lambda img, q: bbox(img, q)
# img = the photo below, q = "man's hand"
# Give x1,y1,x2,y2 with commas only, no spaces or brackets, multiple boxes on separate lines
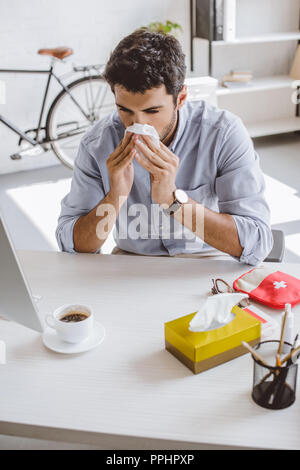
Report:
134,135,179,206
74,132,136,254
107,132,136,200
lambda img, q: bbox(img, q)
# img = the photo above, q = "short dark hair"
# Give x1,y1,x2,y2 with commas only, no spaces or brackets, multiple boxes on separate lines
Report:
103,28,187,105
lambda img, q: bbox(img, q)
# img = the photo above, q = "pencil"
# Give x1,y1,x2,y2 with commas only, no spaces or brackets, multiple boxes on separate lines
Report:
241,341,270,367
258,342,300,388
276,353,282,367
281,344,300,366
277,308,289,356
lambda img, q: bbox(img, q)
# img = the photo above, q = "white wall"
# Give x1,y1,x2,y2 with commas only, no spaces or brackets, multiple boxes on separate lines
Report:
2,0,299,175
0,0,191,175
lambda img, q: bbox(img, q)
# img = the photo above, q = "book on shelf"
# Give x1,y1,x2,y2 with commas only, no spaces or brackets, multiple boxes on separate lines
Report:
221,70,253,86
223,81,253,89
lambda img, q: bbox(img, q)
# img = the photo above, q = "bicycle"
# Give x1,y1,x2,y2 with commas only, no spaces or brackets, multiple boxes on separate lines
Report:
0,47,115,169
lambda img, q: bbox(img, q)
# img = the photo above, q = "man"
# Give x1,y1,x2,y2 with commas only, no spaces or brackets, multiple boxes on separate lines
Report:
56,28,273,265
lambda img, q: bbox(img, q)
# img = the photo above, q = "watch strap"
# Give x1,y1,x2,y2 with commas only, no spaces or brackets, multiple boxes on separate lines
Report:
163,201,181,216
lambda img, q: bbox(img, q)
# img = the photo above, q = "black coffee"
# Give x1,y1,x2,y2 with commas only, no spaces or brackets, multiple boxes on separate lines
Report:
60,312,89,323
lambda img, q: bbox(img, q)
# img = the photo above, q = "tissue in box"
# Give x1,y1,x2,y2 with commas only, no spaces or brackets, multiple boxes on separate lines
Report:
165,305,261,374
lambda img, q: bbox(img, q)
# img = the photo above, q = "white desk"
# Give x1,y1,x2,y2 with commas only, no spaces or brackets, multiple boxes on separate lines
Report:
1,251,300,450
0,80,5,104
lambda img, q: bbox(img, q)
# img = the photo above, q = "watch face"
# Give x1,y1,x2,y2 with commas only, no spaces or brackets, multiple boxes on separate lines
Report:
175,189,189,204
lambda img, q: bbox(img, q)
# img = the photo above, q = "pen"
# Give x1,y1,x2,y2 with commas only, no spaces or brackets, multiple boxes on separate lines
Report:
292,334,299,351
289,334,299,365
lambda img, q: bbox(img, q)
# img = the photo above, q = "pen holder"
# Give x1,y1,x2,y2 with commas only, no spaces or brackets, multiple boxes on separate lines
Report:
251,340,298,410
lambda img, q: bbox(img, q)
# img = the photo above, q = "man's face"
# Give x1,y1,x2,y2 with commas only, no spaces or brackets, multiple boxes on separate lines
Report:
114,84,186,145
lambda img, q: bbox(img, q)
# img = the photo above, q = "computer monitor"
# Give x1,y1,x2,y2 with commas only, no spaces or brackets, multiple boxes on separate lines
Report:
0,216,43,333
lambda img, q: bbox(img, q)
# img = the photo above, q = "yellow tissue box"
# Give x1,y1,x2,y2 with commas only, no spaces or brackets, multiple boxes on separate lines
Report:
165,305,261,374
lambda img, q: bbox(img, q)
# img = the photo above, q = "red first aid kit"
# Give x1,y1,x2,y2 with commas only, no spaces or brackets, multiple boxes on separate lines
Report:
233,265,300,309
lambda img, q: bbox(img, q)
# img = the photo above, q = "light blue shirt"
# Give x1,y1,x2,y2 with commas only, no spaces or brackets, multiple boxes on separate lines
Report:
56,100,273,265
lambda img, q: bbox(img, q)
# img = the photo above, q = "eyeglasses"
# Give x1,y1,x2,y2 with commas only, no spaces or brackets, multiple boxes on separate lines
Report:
211,278,233,295
211,278,250,307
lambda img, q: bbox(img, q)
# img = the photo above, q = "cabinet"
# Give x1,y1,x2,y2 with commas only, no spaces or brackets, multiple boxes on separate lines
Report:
190,0,300,138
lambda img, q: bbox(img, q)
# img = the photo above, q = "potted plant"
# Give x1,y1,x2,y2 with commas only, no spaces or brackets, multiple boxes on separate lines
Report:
144,20,183,37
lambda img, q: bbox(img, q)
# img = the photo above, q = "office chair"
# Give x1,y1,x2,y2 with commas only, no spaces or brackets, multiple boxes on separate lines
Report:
264,229,285,263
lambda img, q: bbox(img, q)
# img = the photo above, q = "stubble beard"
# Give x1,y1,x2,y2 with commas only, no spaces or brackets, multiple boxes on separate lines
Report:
160,107,178,145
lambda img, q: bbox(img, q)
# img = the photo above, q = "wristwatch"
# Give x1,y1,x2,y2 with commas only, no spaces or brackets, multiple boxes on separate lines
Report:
162,189,189,216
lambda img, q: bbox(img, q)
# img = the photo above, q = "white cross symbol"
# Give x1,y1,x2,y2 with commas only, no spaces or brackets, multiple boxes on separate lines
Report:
273,281,287,289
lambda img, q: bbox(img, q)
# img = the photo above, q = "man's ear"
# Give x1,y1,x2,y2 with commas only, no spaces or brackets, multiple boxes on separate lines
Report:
177,85,188,109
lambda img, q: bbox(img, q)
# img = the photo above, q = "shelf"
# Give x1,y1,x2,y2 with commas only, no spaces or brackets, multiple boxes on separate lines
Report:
212,31,300,45
216,75,296,96
246,117,300,138
190,3,300,139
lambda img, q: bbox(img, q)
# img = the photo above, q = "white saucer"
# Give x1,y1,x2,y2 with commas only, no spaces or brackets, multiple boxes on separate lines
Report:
42,321,105,354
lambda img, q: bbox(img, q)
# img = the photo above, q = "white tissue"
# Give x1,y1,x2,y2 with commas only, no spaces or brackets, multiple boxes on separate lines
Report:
125,124,160,160
125,123,160,147
189,293,249,332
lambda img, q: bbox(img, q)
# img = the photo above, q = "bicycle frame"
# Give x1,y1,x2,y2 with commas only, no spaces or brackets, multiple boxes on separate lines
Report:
0,65,93,147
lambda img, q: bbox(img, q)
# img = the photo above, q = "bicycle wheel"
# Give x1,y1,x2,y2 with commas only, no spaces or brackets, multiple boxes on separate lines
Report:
46,75,115,169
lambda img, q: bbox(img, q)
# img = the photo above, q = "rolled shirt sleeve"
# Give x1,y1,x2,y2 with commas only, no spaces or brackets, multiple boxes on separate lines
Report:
215,116,273,266
56,141,106,253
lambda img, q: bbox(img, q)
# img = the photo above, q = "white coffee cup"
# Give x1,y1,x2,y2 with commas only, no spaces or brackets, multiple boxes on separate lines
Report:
45,304,94,344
